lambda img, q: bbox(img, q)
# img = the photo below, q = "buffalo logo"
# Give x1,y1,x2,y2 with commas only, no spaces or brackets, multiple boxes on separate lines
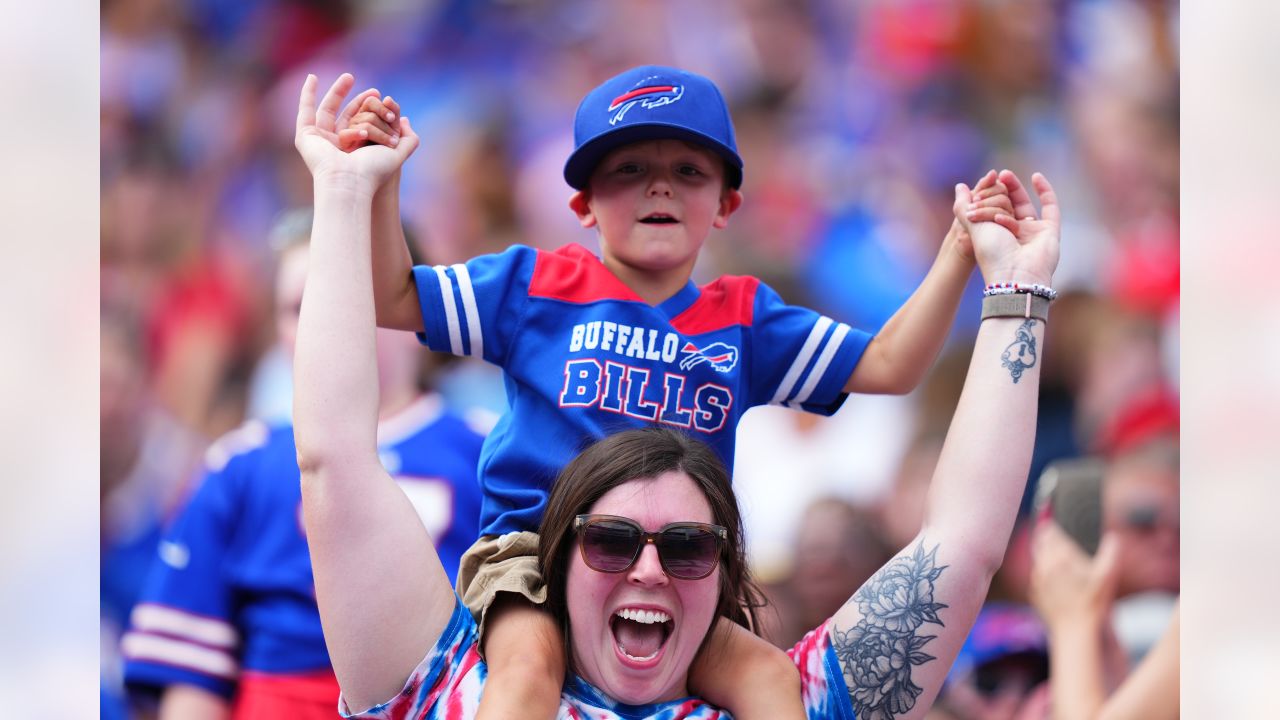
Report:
679,341,739,374
609,81,684,125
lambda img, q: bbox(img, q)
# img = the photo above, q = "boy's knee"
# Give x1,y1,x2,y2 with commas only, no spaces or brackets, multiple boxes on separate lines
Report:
760,648,801,688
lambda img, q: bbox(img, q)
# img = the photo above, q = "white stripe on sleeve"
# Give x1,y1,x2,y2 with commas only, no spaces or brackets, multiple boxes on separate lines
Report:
770,317,833,405
121,631,239,679
788,322,851,407
433,265,465,355
130,604,239,648
451,263,483,360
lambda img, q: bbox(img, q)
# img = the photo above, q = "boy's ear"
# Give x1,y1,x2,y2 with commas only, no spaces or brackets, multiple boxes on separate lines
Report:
713,189,744,229
569,190,597,229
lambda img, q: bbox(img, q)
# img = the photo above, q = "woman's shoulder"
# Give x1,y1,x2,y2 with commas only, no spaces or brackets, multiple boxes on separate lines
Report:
789,620,859,720
340,600,485,719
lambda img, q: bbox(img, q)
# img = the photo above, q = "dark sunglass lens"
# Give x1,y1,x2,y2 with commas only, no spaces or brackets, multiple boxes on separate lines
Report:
1126,506,1160,532
582,521,640,572
657,527,719,578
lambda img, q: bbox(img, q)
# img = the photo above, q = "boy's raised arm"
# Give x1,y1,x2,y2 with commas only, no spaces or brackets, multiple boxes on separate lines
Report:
292,73,453,713
827,172,1060,720
325,89,425,332
369,171,424,332
843,170,1018,395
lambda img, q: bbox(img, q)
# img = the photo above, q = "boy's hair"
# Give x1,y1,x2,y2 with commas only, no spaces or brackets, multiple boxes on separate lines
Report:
563,65,744,191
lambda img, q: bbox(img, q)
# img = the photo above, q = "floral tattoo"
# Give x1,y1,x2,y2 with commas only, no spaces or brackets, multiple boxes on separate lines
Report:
832,541,949,720
1000,319,1039,383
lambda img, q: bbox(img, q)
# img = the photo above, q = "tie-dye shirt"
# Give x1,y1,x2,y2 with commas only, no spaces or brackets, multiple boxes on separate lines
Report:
340,600,856,720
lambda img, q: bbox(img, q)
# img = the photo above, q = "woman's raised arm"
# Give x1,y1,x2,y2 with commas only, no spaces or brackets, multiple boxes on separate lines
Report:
291,73,453,713
825,171,1061,720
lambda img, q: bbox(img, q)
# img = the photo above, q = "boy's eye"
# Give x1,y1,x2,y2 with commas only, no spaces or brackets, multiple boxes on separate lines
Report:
677,165,703,176
616,163,642,174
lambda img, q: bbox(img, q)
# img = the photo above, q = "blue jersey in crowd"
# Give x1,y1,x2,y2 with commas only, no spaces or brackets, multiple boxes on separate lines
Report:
413,243,872,537
122,394,486,702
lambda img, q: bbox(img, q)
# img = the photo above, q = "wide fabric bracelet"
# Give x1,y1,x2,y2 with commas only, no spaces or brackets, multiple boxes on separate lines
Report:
981,292,1050,322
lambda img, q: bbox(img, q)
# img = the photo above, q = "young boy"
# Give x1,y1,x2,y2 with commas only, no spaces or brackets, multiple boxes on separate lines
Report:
319,65,1016,719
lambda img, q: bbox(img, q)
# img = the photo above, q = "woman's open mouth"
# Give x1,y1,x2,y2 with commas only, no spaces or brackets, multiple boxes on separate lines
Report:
611,607,674,665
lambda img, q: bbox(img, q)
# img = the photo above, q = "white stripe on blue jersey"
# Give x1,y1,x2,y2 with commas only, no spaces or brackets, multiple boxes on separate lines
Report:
789,321,851,407
433,265,464,355
129,603,239,647
121,630,239,679
451,263,484,359
772,317,833,405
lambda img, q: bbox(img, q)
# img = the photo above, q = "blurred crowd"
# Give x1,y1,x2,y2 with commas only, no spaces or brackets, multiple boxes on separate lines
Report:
101,0,1179,718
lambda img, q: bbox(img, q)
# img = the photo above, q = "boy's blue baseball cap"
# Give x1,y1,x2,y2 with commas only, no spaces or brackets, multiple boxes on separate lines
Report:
564,65,743,190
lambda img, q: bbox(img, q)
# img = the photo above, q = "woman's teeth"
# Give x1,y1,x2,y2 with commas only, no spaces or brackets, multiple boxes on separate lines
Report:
616,608,671,624
613,608,673,660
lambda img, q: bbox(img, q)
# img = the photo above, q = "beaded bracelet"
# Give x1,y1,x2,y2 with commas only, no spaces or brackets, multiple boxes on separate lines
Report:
982,282,1058,301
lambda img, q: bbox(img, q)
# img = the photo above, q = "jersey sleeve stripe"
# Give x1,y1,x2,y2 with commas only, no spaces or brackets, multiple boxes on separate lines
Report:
788,322,850,406
121,631,239,679
451,263,483,360
203,420,269,472
433,265,465,356
770,316,833,405
130,603,239,648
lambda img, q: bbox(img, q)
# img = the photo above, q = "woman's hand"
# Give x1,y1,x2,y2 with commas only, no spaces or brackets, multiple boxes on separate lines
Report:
294,73,418,191
953,170,1061,287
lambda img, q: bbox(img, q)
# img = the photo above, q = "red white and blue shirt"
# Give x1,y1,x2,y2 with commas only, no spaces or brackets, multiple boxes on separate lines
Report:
342,600,856,719
414,244,871,536
121,395,485,702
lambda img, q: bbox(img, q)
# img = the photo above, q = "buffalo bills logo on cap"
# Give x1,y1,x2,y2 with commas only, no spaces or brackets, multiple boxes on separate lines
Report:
564,65,743,190
608,78,684,125
679,341,739,373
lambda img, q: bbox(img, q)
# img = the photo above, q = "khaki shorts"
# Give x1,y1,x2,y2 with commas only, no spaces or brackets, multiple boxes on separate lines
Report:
456,531,547,646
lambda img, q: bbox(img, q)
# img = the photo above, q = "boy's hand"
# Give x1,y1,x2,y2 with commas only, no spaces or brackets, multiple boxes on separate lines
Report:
338,94,403,151
295,73,418,188
947,169,1018,263
953,170,1060,286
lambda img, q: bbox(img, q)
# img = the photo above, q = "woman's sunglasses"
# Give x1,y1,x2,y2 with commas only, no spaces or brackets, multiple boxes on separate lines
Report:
573,514,727,580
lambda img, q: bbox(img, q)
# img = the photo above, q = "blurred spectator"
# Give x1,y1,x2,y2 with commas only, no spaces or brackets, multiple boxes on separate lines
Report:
877,431,943,551
1029,521,1179,720
762,498,894,648
1103,433,1179,597
1101,431,1179,664
734,388,914,580
101,300,206,719
120,210,486,719
935,603,1052,720
875,346,968,551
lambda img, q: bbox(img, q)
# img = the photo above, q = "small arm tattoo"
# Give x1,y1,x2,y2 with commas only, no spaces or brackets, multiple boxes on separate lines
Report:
832,541,949,719
1000,319,1039,383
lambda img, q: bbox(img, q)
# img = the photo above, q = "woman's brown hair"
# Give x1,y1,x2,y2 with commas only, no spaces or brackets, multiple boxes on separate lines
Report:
537,427,766,666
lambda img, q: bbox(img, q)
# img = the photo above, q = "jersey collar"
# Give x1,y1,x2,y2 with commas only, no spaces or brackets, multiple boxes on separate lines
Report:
655,280,701,321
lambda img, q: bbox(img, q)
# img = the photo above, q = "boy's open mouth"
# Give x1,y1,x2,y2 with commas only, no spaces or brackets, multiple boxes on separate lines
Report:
639,213,678,224
611,607,674,662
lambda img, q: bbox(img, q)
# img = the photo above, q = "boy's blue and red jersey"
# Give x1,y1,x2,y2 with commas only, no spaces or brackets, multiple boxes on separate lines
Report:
414,243,872,537
121,395,485,705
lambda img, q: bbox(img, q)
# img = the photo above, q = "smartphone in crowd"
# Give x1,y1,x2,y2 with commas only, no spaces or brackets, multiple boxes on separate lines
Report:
1033,457,1105,555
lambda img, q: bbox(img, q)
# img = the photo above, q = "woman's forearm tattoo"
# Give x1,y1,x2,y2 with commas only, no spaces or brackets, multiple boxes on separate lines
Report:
832,541,949,720
1000,319,1039,383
